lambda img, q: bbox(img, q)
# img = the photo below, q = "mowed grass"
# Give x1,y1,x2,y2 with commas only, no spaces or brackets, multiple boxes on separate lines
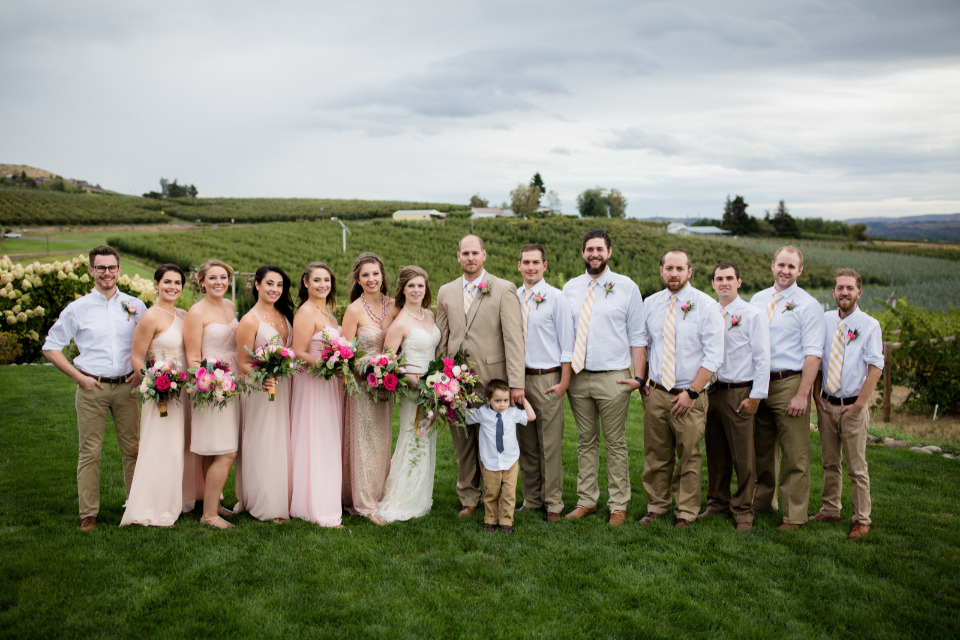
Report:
1,366,959,639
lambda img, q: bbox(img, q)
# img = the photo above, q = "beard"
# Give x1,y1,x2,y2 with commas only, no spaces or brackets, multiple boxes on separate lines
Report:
584,257,608,276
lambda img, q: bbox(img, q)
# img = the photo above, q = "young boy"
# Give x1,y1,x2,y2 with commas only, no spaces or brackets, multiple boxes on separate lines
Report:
466,379,536,534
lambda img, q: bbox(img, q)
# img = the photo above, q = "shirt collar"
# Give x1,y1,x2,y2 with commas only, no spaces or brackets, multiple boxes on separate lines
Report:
463,270,487,288
91,287,120,303
583,267,610,281
773,282,799,298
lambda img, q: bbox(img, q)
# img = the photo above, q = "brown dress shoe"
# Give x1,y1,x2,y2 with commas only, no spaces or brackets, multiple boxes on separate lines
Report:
777,522,801,530
608,510,626,526
458,505,477,517
735,521,753,532
674,518,691,529
546,512,561,523
500,525,514,535
564,506,597,520
638,512,661,525
482,523,497,532
848,522,871,540
698,508,729,519
79,516,97,532
808,511,842,523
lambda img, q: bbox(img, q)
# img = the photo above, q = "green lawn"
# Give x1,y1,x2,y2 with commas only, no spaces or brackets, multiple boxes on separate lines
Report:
1,366,958,639
1,229,159,281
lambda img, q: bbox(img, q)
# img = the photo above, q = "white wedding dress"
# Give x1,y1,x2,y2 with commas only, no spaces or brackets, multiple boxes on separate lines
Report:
377,325,441,522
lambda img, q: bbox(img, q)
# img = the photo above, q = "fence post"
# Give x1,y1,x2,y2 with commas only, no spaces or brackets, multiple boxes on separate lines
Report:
883,341,892,423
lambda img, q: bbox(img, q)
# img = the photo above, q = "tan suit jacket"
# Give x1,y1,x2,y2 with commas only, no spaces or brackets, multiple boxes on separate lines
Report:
435,272,525,391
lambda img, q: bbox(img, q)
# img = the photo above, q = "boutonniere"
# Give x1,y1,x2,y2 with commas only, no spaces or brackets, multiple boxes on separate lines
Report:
845,327,860,343
476,282,489,297
782,301,797,313
533,292,546,309
680,301,695,319
603,282,614,298
728,315,742,330
122,301,138,321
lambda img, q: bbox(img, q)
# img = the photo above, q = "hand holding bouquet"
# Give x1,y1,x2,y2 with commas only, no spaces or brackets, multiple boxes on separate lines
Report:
245,335,299,400
137,354,188,417
414,345,482,435
312,330,365,395
186,358,243,411
358,348,409,402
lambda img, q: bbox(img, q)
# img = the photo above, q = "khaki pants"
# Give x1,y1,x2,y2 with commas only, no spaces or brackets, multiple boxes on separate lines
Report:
481,461,519,526
754,376,811,525
450,422,482,508
641,387,707,522
518,370,565,513
816,402,872,525
705,387,756,523
75,382,140,518
567,369,632,511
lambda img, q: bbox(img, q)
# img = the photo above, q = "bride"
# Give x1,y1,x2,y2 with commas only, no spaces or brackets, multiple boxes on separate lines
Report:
376,266,441,522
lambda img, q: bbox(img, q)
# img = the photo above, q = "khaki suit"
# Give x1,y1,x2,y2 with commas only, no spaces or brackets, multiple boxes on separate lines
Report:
435,273,525,507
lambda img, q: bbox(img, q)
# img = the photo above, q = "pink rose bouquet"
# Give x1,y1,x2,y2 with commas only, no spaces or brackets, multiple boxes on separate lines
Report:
312,330,365,395
186,358,242,411
137,353,188,417
358,347,409,402
414,345,483,436
245,335,299,401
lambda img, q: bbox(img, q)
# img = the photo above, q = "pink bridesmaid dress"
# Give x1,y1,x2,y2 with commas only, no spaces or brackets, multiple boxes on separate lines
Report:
121,309,189,527
234,315,293,521
290,327,345,526
190,320,241,456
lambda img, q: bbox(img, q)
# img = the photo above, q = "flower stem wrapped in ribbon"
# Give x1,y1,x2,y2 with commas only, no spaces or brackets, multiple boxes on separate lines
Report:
186,358,243,411
137,353,188,417
245,335,299,401
414,344,483,436
311,330,365,395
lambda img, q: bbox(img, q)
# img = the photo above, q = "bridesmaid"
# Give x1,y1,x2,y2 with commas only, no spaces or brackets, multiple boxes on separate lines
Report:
341,252,398,525
121,264,189,527
235,265,295,523
183,259,241,530
290,262,344,527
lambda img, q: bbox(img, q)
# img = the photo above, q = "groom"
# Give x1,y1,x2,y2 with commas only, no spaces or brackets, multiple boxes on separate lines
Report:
435,234,525,516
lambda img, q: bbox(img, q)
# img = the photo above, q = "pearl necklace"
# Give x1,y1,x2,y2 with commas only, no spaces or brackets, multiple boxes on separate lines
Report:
404,306,425,321
361,294,386,323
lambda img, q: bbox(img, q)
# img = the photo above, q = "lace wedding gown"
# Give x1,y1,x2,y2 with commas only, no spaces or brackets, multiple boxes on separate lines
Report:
377,325,441,522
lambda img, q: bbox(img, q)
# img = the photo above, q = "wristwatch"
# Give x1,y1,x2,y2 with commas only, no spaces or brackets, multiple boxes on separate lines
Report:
686,388,700,400
634,376,646,389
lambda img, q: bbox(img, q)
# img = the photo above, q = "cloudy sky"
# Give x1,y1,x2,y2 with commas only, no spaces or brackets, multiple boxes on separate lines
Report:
3,0,958,220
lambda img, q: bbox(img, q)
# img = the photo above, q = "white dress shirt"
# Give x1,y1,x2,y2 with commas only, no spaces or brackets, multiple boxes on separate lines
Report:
715,295,770,399
518,279,574,368
462,269,487,308
639,283,724,390
562,268,644,372
819,307,884,398
750,283,824,372
43,289,147,377
466,404,528,471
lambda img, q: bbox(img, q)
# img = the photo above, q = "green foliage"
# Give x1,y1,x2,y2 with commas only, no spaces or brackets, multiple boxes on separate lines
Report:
767,200,800,238
510,184,541,217
468,194,488,208
161,197,468,224
607,188,627,218
0,189,167,226
0,331,23,364
577,187,608,217
529,172,545,204
721,194,757,236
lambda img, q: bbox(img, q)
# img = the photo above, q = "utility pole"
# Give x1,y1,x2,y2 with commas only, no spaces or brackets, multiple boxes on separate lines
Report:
332,217,352,253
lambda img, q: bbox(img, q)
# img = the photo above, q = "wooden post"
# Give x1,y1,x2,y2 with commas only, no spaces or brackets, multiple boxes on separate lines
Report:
882,341,893,423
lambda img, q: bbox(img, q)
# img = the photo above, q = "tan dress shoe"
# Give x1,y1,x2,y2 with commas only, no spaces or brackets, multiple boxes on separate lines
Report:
735,521,753,532
777,522,801,530
848,522,871,540
79,516,97,532
546,512,561,523
808,512,842,522
608,510,626,526
674,518,691,529
458,505,477,517
638,512,661,525
563,506,597,519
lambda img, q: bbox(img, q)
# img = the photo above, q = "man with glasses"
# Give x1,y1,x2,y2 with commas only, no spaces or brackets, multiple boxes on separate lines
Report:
43,246,146,531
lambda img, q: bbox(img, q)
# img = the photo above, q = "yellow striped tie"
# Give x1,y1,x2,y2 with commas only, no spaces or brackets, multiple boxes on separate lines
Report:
709,307,727,386
571,279,597,373
662,295,678,390
464,282,475,315
825,321,846,395
766,293,783,324
521,289,531,344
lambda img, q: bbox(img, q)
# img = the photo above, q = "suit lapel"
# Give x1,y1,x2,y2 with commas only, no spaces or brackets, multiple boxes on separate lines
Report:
465,277,487,332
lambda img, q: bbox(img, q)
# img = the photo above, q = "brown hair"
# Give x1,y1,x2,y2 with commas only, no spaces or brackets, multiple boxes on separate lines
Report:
581,229,611,251
195,259,234,293
519,243,546,262
89,245,120,265
298,262,338,313
833,268,862,290
711,262,741,280
394,265,432,310
348,253,388,302
773,245,804,267
661,248,690,268
485,378,510,398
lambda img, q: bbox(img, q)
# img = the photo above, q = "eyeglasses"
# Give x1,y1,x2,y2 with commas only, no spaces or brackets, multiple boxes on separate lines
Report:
92,265,120,274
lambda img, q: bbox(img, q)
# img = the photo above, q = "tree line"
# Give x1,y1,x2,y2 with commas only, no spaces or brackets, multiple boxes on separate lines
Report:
697,195,868,241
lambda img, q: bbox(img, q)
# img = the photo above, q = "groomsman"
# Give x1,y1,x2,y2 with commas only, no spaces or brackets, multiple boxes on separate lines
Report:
562,229,644,525
810,269,882,540
702,262,770,531
636,250,724,529
750,246,824,530
435,235,525,517
516,244,574,523
42,245,146,531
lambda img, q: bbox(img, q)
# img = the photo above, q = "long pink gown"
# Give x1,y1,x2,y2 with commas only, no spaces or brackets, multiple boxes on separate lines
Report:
235,316,293,521
341,325,393,517
290,327,345,526
190,320,241,455
121,310,189,527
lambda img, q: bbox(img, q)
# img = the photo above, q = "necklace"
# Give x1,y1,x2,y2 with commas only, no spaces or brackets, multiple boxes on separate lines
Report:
361,294,386,323
260,306,287,338
311,299,335,319
404,306,424,321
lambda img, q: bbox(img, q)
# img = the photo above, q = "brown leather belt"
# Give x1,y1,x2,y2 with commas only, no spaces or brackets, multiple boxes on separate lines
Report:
821,392,858,406
713,381,752,390
650,381,683,396
525,366,561,375
770,370,801,380
76,368,131,385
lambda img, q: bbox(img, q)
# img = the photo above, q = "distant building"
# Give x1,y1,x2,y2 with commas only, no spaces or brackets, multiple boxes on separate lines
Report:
392,209,445,221
470,207,516,219
667,222,731,236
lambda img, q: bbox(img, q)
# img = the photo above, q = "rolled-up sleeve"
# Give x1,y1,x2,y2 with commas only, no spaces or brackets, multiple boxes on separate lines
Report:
555,294,575,364
863,322,884,370
699,299,725,374
800,301,825,358
749,313,771,399
42,303,77,352
627,286,645,347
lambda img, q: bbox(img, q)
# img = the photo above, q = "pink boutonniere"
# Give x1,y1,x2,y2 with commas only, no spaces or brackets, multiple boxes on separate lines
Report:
728,315,742,330
846,327,860,343
782,301,797,313
603,282,614,298
476,282,489,297
680,301,695,319
533,292,546,309
122,301,138,321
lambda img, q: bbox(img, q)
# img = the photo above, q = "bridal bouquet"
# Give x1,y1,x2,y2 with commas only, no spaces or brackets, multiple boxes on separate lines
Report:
414,345,483,435
137,354,188,417
358,348,410,402
186,358,242,411
245,335,299,401
312,330,365,395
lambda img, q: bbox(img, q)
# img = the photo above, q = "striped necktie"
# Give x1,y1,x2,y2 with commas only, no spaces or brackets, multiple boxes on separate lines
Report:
825,321,846,395
662,295,678,390
521,288,532,344
571,279,597,373
464,282,475,315
766,293,783,324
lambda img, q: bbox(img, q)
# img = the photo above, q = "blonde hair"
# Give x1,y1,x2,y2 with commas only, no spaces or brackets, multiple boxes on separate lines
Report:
195,259,234,293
